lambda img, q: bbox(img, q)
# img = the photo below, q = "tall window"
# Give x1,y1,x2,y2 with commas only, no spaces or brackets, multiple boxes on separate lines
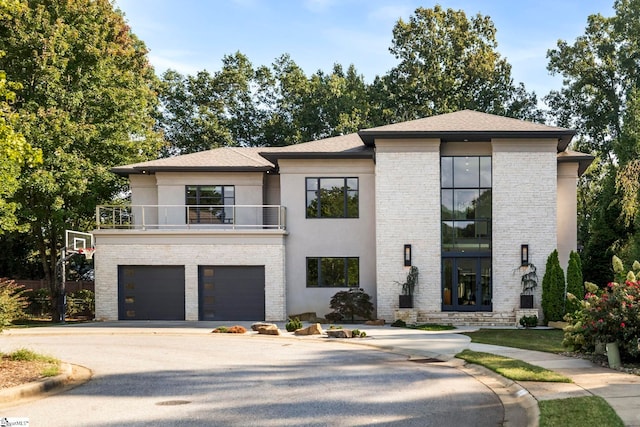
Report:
306,178,358,218
441,156,492,311
307,257,359,287
441,157,491,252
186,185,234,224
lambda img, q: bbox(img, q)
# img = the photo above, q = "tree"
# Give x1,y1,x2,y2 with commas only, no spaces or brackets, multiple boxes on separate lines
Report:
0,0,163,321
0,62,41,232
370,6,543,124
541,250,566,322
546,0,640,281
566,250,584,312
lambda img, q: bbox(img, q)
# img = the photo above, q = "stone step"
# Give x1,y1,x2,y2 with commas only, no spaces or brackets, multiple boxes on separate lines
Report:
417,311,517,327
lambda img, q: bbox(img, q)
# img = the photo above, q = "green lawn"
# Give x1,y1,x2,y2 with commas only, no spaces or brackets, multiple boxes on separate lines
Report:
457,349,571,382
410,323,456,331
539,396,624,427
462,328,566,353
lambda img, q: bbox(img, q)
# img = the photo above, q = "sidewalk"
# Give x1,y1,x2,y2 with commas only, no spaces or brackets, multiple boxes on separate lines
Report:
468,342,640,427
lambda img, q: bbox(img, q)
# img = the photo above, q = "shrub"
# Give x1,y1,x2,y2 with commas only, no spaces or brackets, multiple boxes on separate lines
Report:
566,251,584,313
326,288,374,322
285,317,303,332
24,288,52,317
212,326,228,333
325,312,343,323
391,319,406,328
519,315,538,328
541,250,565,322
563,257,640,360
67,290,95,318
0,278,27,330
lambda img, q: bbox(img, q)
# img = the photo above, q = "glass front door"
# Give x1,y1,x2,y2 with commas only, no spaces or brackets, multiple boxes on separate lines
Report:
442,257,491,311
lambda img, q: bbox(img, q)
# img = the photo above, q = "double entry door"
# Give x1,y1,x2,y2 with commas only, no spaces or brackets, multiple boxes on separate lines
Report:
442,257,491,311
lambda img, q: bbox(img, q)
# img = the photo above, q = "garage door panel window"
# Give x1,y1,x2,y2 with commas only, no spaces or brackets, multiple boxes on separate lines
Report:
306,178,358,218
307,257,359,287
186,185,235,224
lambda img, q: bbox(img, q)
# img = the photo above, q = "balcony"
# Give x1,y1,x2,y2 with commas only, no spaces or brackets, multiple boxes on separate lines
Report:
96,205,286,230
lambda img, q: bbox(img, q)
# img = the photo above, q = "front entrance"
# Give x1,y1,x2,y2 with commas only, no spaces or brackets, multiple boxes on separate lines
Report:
442,257,491,311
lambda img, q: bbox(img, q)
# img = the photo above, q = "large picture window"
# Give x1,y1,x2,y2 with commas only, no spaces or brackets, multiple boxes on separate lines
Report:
306,257,359,287
441,157,491,252
306,177,358,218
186,185,234,224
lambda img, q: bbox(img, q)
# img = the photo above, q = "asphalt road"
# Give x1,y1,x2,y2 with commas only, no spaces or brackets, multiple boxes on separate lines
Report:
1,330,503,426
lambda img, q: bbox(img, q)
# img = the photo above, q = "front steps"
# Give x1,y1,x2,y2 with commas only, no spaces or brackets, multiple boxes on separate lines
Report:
416,311,519,327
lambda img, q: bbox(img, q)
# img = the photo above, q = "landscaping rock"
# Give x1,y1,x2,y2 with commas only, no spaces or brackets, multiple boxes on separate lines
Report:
365,319,385,326
294,323,324,336
251,322,276,331
255,324,281,335
288,312,318,322
326,329,352,338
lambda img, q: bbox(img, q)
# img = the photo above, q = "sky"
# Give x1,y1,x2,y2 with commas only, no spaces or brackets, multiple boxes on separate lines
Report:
114,0,615,98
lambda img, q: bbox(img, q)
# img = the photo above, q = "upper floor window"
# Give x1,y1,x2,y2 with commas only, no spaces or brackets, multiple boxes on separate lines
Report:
186,185,234,224
441,157,491,252
306,177,358,218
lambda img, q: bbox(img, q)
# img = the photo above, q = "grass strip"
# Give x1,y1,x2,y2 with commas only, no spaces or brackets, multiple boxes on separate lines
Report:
457,349,571,382
409,324,456,331
3,348,61,377
539,396,623,427
462,328,566,353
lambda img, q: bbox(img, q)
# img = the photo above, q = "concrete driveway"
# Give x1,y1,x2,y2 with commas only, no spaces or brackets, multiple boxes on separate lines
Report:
0,323,503,426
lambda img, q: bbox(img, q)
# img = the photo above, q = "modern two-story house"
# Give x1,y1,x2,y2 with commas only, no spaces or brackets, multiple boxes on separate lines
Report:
93,110,593,325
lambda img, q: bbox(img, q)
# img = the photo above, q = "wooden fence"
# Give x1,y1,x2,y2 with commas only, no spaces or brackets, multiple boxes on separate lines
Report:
15,280,94,293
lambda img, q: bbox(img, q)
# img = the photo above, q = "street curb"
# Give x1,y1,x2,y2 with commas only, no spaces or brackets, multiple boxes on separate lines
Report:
0,363,92,406
457,363,539,427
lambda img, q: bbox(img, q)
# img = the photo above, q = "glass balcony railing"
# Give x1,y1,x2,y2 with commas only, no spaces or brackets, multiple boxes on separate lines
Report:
96,205,286,230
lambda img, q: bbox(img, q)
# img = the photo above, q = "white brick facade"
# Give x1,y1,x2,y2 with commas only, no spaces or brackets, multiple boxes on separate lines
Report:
491,140,558,313
94,231,286,321
375,140,442,320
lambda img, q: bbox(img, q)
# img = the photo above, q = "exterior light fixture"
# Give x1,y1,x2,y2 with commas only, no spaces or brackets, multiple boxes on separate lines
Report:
404,244,412,267
521,244,529,266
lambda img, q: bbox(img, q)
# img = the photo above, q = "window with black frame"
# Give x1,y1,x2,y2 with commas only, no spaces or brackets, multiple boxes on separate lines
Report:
441,156,492,311
306,257,359,287
185,185,235,224
306,177,358,218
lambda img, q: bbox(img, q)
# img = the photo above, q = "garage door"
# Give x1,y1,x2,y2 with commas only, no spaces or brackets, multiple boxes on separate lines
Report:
198,266,265,321
118,266,185,320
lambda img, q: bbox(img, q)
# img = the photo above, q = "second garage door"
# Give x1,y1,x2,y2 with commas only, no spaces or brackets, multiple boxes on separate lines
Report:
198,266,265,321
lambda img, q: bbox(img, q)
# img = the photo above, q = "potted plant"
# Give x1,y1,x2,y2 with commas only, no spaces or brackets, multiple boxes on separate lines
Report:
397,266,418,308
519,263,538,308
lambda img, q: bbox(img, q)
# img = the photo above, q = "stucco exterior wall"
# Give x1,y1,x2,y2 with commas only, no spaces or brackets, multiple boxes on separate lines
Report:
375,139,441,320
151,172,266,226
557,162,579,270
491,139,558,313
129,174,159,225
94,231,286,321
278,158,376,318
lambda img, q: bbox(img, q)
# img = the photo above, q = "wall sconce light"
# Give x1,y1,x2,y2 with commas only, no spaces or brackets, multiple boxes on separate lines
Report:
521,244,529,266
404,244,412,267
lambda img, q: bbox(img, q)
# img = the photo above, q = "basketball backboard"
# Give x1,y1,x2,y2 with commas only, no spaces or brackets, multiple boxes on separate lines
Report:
65,229,94,253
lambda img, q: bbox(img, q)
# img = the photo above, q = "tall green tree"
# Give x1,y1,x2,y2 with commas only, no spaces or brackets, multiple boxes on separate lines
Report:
370,6,543,123
542,250,566,322
547,0,640,280
0,61,41,232
0,0,163,321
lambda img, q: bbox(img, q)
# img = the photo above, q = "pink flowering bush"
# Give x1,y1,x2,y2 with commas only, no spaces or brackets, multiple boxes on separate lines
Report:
563,257,640,360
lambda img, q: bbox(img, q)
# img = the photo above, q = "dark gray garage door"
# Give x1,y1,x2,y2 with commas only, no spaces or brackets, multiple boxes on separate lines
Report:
118,266,185,320
198,266,265,321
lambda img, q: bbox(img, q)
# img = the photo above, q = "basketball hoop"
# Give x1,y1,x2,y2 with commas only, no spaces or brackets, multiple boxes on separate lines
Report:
79,247,95,260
